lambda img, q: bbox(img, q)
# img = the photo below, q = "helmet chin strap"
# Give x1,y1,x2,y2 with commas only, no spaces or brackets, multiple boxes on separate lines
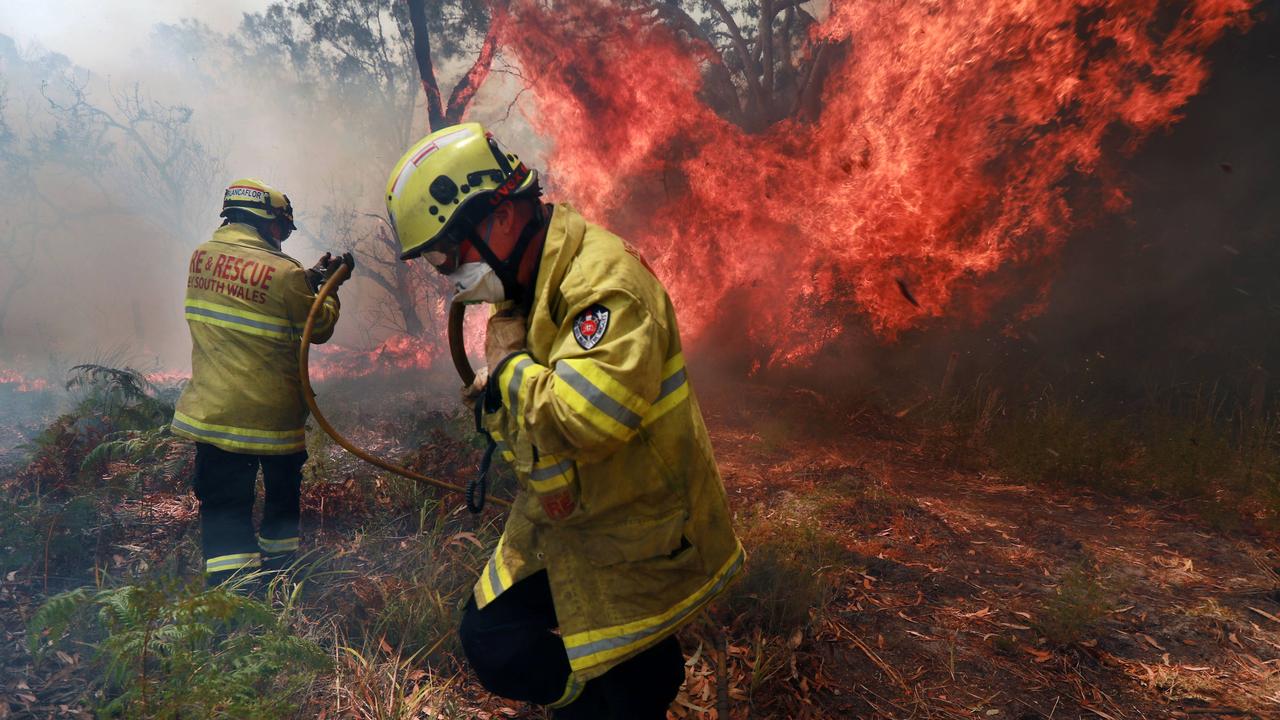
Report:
468,203,545,305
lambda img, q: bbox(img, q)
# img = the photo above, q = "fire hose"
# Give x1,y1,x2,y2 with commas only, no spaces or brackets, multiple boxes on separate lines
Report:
298,263,510,510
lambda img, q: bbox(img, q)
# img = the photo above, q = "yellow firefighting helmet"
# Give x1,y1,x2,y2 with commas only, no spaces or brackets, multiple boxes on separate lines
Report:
385,122,538,261
220,178,296,231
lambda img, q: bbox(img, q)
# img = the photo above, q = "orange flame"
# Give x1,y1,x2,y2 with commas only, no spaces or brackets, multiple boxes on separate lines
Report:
144,370,191,386
503,0,1254,365
307,305,492,382
309,336,441,381
0,369,50,393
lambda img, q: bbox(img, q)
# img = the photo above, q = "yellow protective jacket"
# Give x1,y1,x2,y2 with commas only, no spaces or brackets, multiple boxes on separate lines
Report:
172,223,339,454
479,204,744,703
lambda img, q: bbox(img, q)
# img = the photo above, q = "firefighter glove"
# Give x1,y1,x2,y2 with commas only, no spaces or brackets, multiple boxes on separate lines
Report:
306,252,354,293
461,366,490,405
485,311,527,372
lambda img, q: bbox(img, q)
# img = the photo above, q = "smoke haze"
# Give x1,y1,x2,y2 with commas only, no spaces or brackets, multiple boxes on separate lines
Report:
0,2,535,375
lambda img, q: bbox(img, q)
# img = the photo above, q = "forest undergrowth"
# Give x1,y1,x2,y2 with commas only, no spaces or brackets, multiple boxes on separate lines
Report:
1,365,1279,719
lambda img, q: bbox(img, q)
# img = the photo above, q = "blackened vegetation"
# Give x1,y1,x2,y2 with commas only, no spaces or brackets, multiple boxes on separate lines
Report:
4,365,189,584
1,365,196,716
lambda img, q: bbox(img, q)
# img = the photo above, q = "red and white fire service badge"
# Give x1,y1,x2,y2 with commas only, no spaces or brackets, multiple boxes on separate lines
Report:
573,304,610,350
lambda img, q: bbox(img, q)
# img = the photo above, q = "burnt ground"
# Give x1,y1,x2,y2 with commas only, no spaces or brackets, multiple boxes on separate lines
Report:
2,381,1279,719
696,383,1280,719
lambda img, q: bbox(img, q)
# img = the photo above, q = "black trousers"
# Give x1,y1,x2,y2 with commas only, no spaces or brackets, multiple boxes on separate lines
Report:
458,570,685,719
192,442,307,585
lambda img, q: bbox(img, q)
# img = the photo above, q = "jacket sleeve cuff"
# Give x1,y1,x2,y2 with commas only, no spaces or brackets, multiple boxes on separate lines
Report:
485,351,536,413
492,350,530,381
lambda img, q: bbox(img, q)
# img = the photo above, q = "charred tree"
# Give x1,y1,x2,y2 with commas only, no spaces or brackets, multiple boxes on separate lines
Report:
407,0,510,131
346,218,434,339
633,0,842,131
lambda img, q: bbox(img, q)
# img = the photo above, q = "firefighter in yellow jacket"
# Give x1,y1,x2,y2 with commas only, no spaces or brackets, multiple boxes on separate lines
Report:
386,124,743,718
173,179,350,586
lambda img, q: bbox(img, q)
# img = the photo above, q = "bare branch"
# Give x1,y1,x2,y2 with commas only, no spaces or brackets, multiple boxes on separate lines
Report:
445,0,511,123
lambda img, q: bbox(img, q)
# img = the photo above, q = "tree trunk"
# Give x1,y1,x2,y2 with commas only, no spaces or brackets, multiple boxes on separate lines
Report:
409,0,506,131
391,263,425,338
378,225,426,337
705,0,767,120
647,0,743,124
792,39,850,124
407,0,446,131
445,0,511,124
759,0,775,120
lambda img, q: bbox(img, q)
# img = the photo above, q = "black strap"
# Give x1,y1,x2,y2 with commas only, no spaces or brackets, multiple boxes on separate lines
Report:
468,442,494,514
222,199,273,213
468,394,494,514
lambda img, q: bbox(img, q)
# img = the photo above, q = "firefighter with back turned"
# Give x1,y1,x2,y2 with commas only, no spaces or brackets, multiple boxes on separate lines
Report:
385,123,744,718
172,179,352,586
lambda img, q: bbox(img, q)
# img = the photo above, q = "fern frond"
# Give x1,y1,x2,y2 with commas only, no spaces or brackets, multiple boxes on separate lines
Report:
65,364,153,398
27,588,91,656
32,580,328,718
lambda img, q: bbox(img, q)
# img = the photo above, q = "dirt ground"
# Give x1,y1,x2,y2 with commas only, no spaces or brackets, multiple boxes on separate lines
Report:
2,382,1279,719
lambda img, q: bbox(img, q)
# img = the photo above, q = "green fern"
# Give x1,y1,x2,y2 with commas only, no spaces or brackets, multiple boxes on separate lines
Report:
26,587,92,658
65,363,175,431
65,364,154,400
80,425,186,479
29,581,328,718
16,363,180,495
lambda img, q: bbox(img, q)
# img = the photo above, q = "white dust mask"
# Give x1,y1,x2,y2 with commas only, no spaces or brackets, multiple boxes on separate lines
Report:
449,262,507,305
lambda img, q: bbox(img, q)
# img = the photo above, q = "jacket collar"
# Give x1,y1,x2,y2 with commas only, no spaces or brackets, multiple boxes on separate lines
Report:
526,204,586,344
532,204,584,306
212,223,287,256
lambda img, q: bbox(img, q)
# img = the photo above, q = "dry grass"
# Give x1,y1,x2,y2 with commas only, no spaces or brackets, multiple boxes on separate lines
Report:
324,642,467,720
919,379,1280,530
